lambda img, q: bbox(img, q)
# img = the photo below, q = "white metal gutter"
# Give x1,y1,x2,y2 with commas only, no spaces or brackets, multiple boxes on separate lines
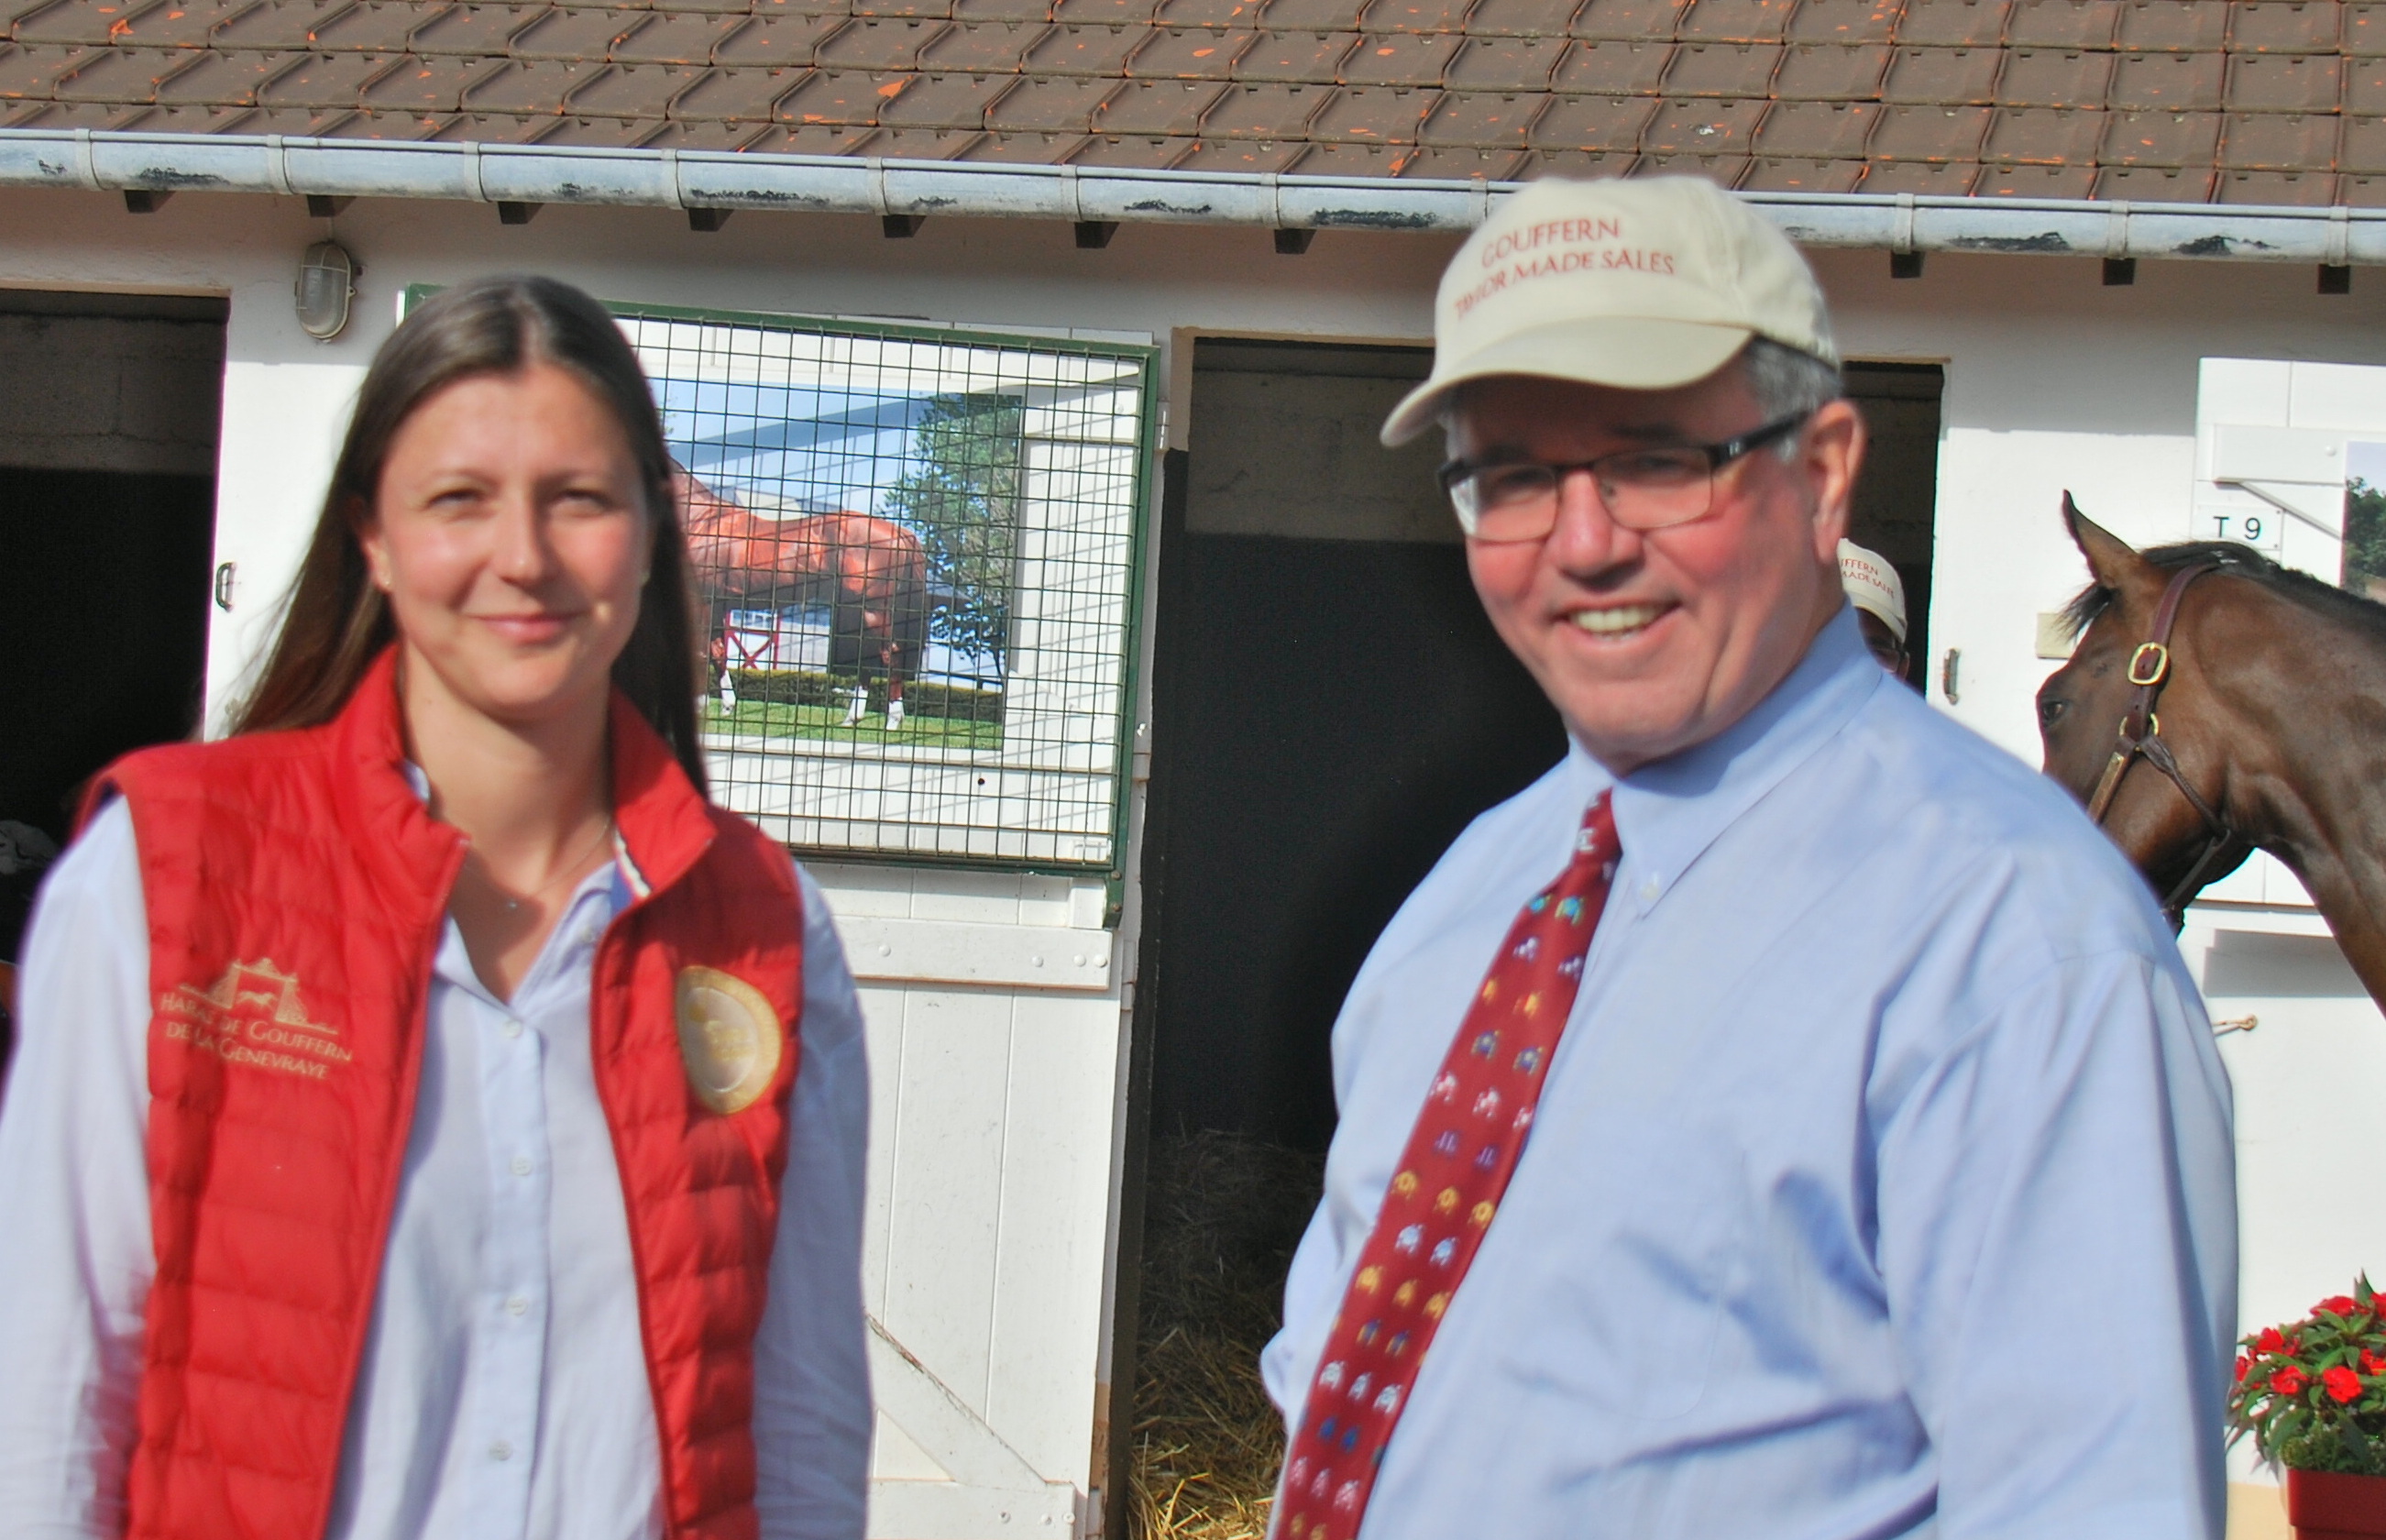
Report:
0,126,2377,265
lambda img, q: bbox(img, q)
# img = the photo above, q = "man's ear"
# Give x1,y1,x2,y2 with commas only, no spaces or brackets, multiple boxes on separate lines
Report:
1803,397,1865,555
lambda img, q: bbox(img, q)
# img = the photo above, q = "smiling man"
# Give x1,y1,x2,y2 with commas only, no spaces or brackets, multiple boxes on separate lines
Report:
1259,178,2238,1540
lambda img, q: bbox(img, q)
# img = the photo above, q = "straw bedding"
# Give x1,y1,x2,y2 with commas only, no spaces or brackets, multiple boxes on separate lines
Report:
1128,1131,1325,1540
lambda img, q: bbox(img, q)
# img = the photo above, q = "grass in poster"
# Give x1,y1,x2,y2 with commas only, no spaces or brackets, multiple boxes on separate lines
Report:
700,698,1005,753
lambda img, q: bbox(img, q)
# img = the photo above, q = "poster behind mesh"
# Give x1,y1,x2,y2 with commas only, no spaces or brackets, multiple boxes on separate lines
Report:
621,314,1149,868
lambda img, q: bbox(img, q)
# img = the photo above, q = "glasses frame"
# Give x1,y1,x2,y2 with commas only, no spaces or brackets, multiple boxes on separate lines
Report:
1437,411,1812,543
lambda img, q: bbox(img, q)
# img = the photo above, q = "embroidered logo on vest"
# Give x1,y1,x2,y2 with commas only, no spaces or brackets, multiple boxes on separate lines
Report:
158,958,351,1081
674,965,783,1115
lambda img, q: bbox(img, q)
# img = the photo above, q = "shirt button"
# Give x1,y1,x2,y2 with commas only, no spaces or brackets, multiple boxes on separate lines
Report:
511,1155,533,1177
1638,881,1661,905
505,1294,530,1316
577,927,599,949
489,1440,513,1461
500,1018,523,1040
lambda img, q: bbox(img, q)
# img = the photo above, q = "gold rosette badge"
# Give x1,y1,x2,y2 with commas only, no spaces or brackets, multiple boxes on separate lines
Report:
674,965,784,1115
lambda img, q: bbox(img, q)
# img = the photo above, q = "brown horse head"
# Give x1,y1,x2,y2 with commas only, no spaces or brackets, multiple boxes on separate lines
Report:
2037,495,2255,914
2044,502,2386,1006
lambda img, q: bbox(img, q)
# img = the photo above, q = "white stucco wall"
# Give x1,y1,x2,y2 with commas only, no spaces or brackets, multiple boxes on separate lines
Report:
7,185,2386,1537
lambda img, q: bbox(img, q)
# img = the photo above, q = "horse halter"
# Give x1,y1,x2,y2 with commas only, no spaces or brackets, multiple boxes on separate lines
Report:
2082,559,2241,929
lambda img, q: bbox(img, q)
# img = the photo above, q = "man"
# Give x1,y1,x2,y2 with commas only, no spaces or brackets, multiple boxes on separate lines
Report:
1259,177,2234,1540
1839,537,1912,678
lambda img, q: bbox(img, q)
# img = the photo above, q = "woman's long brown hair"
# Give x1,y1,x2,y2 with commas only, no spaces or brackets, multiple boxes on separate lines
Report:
229,275,708,793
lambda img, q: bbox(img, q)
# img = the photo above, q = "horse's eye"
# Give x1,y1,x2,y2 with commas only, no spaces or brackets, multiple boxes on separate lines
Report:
2039,698,2069,731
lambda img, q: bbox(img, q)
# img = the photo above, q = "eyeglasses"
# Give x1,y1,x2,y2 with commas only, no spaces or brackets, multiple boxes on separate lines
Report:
1436,412,1810,544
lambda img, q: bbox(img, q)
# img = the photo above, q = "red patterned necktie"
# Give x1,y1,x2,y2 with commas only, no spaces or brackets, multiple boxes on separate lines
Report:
1272,792,1620,1540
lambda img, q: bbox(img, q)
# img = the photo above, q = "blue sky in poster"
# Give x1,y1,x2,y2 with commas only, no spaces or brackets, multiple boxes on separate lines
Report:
2349,440,2386,491
653,376,933,515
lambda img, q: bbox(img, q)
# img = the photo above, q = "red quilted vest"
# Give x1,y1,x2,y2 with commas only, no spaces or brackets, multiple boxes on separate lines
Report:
84,649,804,1540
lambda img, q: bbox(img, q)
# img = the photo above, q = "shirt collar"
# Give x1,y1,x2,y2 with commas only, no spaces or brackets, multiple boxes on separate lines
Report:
1581,604,1882,915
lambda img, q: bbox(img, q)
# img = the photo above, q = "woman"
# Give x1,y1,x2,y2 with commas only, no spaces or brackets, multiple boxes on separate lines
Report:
0,277,871,1540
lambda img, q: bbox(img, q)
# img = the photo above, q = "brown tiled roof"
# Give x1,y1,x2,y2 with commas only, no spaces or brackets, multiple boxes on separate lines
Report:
1,0,2378,203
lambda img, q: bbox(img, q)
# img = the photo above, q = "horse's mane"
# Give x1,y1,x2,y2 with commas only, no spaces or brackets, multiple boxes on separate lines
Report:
2062,539,2386,641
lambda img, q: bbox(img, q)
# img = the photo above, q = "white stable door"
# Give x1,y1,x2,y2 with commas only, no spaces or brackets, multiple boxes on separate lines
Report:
2186,358,2386,911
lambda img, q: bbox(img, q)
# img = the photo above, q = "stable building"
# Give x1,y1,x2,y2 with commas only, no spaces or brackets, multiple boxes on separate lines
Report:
5,3,2386,1537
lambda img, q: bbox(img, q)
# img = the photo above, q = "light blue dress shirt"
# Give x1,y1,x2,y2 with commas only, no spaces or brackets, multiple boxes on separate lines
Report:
1261,609,2238,1540
0,797,872,1540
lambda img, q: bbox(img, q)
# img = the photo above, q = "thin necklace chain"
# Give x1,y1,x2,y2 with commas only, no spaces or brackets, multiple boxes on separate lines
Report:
467,816,617,914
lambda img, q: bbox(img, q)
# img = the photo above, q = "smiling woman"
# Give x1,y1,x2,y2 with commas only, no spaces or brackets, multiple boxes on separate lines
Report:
358,362,658,995
0,277,874,1540
238,278,703,783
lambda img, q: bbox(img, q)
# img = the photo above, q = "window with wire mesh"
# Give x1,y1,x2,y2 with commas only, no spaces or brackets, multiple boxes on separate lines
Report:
620,311,1151,870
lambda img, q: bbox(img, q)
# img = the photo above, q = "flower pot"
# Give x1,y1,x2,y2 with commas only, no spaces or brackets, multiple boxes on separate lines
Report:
2290,1468,2386,1539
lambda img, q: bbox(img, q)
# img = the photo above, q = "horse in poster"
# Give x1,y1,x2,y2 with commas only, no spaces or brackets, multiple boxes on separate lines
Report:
676,468,932,729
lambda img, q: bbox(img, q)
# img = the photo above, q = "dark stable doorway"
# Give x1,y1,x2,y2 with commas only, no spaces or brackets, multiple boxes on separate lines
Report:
0,468,218,839
1842,361,1945,690
1140,338,1568,1154
0,292,225,1029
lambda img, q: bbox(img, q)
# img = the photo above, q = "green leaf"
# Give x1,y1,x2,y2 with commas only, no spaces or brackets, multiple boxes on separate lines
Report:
2343,1415,2373,1468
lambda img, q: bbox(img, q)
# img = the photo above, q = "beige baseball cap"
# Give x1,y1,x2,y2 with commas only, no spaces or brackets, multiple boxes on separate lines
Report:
1838,538,1908,644
1381,176,1839,446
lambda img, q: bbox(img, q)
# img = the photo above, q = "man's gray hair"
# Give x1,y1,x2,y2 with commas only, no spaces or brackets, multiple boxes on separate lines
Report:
1436,336,1841,455
1741,336,1842,457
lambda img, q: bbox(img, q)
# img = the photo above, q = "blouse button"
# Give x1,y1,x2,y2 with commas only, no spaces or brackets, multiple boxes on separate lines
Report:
500,1018,524,1040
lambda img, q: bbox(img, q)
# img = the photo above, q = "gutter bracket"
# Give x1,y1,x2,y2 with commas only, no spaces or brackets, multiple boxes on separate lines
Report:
71,127,99,192
1262,170,1282,231
2104,200,2131,259
868,156,889,217
663,147,685,211
264,134,292,199
1892,192,1917,255
2327,204,2352,269
1061,162,1083,225
463,140,486,204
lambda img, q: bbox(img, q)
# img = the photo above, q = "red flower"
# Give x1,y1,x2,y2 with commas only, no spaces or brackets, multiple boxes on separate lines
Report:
2273,1367,2310,1396
2326,1366,2364,1404
2363,1350,2386,1376
2237,1355,2254,1383
2318,1296,2362,1319
2260,1327,2289,1353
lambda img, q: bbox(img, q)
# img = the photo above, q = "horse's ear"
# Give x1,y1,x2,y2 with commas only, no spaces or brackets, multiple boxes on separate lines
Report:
2063,492,2157,598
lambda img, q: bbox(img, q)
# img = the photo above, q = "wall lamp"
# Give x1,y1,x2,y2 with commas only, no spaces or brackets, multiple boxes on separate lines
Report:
295,239,359,341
